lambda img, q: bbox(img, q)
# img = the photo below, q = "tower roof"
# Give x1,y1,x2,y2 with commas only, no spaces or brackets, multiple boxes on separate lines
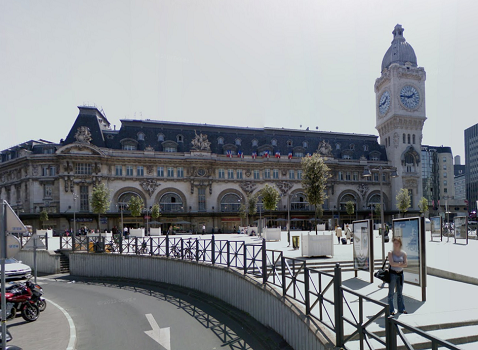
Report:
381,24,417,72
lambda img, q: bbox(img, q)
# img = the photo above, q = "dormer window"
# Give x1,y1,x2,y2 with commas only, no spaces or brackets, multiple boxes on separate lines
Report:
137,132,145,141
177,135,183,143
120,139,138,151
350,144,355,150
287,140,293,147
157,133,165,142
252,139,258,147
162,140,178,153
271,139,277,146
336,143,341,150
302,141,308,148
363,144,369,151
217,137,224,145
235,138,241,146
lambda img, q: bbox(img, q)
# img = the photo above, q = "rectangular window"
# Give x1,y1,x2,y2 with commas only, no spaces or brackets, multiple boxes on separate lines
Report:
80,185,89,211
338,171,343,181
444,180,447,186
264,169,271,179
443,157,446,162
123,145,136,151
137,166,144,176
382,173,386,182
408,189,413,208
297,170,302,180
218,169,225,179
177,167,184,178
403,134,406,144
227,169,234,179
167,167,174,178
373,173,379,182
44,184,52,198
443,165,447,170
253,170,260,180
50,166,56,176
157,167,164,177
42,166,49,176
353,172,358,181
164,147,176,153
236,170,243,179
443,172,447,178
444,188,448,193
75,163,92,175
345,172,351,181
198,187,206,211
289,170,295,180
273,169,279,179
115,165,123,176
126,166,133,176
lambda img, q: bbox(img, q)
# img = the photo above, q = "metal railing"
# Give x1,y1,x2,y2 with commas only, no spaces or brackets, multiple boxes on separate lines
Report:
58,233,463,350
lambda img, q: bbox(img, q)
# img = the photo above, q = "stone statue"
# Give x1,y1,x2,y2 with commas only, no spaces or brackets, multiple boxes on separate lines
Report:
75,126,92,144
318,140,333,156
191,130,211,151
140,179,160,197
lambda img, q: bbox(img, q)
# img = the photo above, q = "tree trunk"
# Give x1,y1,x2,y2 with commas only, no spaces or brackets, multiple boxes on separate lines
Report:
98,213,101,231
315,211,318,235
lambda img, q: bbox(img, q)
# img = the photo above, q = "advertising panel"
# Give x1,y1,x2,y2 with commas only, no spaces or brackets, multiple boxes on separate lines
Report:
353,221,371,271
454,216,468,244
430,216,442,241
392,218,421,286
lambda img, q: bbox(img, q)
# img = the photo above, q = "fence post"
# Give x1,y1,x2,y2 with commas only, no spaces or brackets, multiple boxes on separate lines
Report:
166,234,170,258
119,235,123,254
72,233,76,252
211,235,216,265
195,238,199,262
86,236,90,253
45,234,48,251
134,236,138,255
388,313,397,350
334,263,344,347
281,256,286,296
262,239,267,284
243,244,247,275
180,238,184,259
304,267,310,314
226,241,231,268
149,237,153,256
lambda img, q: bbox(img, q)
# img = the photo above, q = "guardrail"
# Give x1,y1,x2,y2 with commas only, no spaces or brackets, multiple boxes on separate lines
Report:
60,233,463,350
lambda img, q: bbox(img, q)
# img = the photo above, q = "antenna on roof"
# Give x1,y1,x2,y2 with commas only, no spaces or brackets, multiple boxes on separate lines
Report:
316,126,318,130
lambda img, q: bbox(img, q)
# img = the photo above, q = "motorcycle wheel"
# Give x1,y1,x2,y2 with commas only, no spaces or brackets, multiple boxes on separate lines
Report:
37,299,47,312
21,303,39,322
6,307,16,320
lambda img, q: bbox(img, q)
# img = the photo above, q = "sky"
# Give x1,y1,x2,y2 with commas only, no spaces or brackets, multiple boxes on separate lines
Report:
1,0,477,160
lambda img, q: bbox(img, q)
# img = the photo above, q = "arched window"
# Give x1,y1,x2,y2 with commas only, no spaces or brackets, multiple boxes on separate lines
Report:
367,194,385,210
217,137,224,145
336,143,341,150
287,140,293,147
235,138,241,146
271,139,277,146
137,132,145,141
159,193,184,212
412,134,416,144
177,134,183,143
117,192,142,208
291,192,310,211
407,134,411,144
302,141,308,148
350,144,355,150
403,134,406,144
339,194,356,211
157,133,165,142
252,139,258,147
220,193,241,212
363,144,369,151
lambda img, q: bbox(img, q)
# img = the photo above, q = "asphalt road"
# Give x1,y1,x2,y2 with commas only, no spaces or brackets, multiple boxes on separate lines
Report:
40,276,290,350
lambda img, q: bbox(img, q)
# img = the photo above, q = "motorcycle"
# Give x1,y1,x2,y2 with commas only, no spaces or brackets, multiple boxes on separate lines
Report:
7,277,46,312
1,280,40,322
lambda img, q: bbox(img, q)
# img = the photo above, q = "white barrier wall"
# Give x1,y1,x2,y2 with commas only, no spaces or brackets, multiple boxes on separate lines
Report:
36,229,53,237
129,229,145,237
263,228,281,241
15,250,61,274
301,233,334,257
150,228,162,236
70,254,334,350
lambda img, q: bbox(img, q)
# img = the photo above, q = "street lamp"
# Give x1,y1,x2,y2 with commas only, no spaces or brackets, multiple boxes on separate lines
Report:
73,193,78,235
117,202,127,235
143,206,152,236
363,166,399,264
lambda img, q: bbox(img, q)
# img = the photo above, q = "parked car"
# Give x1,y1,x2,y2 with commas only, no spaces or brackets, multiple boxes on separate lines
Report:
2,259,32,279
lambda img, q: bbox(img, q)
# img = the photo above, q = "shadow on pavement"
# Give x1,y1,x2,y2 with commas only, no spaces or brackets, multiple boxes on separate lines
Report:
49,275,293,350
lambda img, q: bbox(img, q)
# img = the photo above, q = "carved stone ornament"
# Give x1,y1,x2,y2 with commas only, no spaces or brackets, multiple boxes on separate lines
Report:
239,181,257,195
403,178,418,189
191,130,211,151
275,181,293,195
140,179,160,197
317,140,333,156
393,132,399,148
144,145,155,152
357,183,369,200
146,165,154,175
360,155,367,161
245,170,252,178
74,126,92,144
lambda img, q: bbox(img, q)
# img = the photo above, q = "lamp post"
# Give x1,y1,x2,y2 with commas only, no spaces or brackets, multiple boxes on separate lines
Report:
287,193,291,246
143,206,152,236
73,193,78,236
117,202,127,235
363,166,399,264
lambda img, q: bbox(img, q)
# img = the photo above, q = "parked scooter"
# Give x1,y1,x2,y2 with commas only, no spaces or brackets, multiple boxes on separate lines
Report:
7,276,46,312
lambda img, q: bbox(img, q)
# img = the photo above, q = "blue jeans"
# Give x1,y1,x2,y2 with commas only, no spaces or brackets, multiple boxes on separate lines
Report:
388,272,405,313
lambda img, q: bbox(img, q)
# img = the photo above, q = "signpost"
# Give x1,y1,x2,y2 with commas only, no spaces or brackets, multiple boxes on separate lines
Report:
454,216,468,245
23,234,46,283
1,200,28,350
430,216,442,242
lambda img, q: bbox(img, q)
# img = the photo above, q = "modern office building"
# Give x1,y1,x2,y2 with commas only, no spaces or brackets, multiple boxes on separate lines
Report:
465,123,478,213
0,24,430,232
454,155,466,201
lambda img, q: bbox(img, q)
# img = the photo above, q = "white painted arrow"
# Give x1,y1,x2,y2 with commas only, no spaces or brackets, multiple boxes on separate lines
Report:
144,313,171,350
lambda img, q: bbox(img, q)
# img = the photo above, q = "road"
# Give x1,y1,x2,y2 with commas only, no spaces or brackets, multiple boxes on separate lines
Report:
41,275,290,350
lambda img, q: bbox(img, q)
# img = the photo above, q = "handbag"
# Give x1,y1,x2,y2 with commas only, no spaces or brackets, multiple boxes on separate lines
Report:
374,257,390,283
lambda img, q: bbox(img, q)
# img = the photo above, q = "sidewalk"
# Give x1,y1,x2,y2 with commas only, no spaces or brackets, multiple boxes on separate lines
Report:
7,297,73,350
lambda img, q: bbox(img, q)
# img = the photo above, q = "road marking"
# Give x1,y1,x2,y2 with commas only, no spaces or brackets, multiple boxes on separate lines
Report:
47,299,77,350
145,313,171,350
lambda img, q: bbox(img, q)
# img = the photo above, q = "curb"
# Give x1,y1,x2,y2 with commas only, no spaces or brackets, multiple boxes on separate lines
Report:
427,266,478,286
46,298,77,350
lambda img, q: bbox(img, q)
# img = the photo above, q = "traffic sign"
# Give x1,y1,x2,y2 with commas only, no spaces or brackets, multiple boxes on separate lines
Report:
144,216,151,220
22,234,46,250
0,235,21,258
4,202,28,234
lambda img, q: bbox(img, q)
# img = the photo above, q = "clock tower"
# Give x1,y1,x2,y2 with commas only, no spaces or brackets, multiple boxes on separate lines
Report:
375,24,426,211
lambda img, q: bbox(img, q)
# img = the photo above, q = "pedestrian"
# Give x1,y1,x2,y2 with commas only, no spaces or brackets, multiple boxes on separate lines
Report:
202,224,206,235
335,225,342,244
233,225,236,233
388,237,408,315
345,224,352,243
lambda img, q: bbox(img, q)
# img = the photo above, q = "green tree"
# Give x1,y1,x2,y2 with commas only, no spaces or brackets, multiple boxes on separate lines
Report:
374,203,381,219
239,194,258,226
260,184,280,227
39,209,49,226
151,204,161,220
90,183,111,230
346,201,355,222
128,195,144,218
418,197,429,217
301,153,331,234
396,188,411,217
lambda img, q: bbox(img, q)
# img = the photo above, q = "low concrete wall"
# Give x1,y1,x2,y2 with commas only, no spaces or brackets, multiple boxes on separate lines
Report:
70,254,335,350
15,250,61,274
427,266,478,286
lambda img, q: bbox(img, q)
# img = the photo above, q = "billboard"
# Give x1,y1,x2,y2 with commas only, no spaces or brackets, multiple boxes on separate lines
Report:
353,220,374,282
392,218,422,286
454,216,468,244
430,216,442,241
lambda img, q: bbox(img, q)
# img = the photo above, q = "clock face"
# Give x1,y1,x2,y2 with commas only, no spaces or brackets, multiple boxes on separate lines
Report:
378,91,391,116
400,85,420,110
197,168,206,177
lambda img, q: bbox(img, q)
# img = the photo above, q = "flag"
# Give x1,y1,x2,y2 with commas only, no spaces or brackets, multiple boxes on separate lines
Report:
288,152,293,159
262,151,270,158
252,152,257,159
226,150,232,158
275,152,281,158
306,153,311,157
237,151,244,158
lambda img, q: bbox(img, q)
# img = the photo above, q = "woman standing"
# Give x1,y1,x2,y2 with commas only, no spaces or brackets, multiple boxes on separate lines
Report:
388,237,408,315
